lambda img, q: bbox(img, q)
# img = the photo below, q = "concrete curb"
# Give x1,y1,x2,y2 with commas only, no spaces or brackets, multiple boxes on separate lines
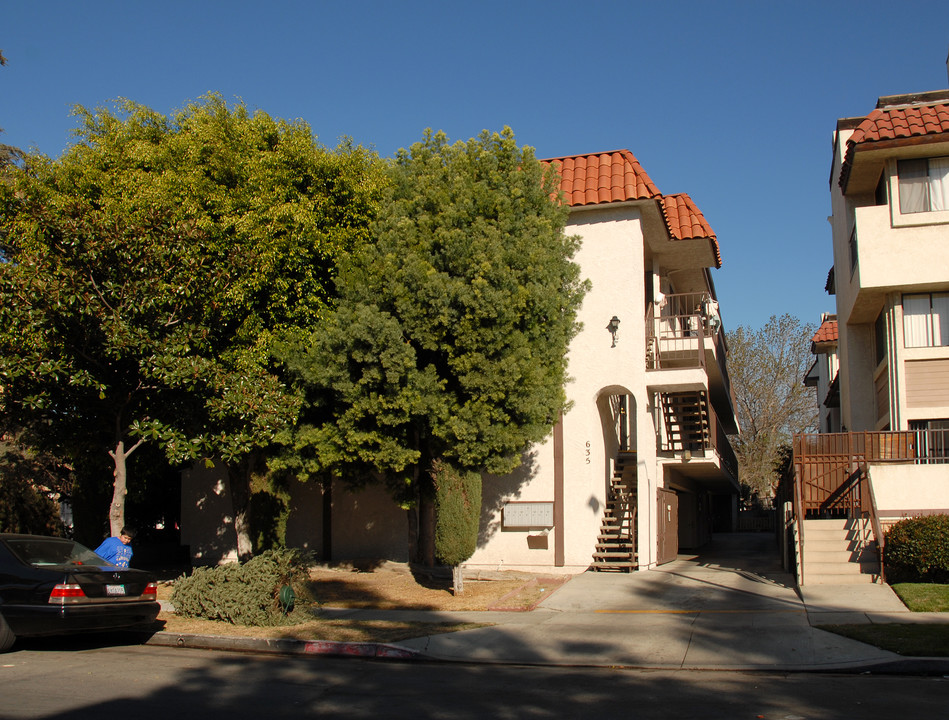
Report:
142,629,949,675
145,630,421,661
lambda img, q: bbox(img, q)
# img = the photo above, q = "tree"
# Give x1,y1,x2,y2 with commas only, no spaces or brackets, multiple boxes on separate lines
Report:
0,430,69,535
727,314,818,500
0,96,384,552
280,128,587,565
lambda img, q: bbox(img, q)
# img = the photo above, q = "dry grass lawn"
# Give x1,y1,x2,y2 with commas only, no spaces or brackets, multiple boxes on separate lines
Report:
154,563,569,644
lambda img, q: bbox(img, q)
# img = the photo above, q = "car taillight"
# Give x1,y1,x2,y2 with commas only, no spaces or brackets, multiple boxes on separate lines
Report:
49,583,87,605
143,582,157,599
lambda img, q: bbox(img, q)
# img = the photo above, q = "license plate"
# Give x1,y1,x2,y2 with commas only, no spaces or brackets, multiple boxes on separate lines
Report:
105,584,126,596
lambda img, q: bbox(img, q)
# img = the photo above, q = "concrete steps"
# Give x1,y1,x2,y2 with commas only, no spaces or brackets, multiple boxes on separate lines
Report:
801,518,881,585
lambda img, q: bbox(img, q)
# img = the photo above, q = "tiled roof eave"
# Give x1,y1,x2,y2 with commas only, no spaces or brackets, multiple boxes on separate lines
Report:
840,132,949,191
544,149,722,268
839,101,949,191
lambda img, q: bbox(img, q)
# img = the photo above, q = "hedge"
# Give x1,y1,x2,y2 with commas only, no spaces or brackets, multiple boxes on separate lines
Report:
884,514,949,584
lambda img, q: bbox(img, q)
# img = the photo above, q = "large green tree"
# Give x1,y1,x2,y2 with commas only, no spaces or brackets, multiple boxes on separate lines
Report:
0,96,384,553
728,314,818,501
280,128,587,564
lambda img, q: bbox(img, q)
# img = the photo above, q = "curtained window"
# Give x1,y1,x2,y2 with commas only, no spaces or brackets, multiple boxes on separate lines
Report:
904,293,949,347
898,157,949,213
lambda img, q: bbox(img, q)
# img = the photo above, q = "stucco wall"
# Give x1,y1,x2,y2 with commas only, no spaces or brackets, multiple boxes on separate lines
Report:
180,463,239,565
329,482,408,562
466,204,658,572
869,463,949,517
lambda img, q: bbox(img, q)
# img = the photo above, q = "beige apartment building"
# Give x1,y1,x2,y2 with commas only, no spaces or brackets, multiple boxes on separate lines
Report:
791,75,949,584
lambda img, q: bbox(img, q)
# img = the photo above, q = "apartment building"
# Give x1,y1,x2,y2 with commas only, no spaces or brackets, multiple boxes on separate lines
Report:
790,76,949,584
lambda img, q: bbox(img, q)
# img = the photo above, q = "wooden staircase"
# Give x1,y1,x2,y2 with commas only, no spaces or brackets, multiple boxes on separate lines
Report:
591,453,637,572
660,391,709,452
801,518,882,584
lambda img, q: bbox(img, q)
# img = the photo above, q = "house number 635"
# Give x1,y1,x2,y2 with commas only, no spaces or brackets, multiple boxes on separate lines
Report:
585,441,591,464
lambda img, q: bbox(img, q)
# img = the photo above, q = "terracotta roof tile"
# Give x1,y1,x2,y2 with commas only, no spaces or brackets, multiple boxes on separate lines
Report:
542,149,721,268
840,102,949,188
660,194,722,268
541,150,661,206
812,318,838,344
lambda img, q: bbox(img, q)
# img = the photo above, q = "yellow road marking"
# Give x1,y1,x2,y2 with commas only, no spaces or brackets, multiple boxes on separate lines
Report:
594,608,805,615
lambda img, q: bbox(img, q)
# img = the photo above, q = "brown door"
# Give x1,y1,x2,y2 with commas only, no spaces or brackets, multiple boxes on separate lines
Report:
657,488,679,565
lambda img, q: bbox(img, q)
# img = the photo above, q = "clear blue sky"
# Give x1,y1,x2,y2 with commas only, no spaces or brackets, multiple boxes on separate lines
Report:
3,1,948,332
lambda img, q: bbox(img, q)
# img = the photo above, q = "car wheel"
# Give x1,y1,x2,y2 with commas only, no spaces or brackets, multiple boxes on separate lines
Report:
0,612,15,652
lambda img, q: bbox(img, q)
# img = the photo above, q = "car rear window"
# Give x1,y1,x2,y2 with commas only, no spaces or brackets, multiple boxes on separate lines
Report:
4,538,109,568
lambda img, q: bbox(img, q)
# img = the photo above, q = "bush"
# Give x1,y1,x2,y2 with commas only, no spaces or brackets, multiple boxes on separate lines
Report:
171,548,313,626
884,514,949,584
433,460,481,568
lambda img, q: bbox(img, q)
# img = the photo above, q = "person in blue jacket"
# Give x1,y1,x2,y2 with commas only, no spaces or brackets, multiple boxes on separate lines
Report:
94,527,136,568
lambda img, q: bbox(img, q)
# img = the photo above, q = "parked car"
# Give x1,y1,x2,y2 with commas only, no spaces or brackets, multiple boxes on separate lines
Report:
0,534,160,652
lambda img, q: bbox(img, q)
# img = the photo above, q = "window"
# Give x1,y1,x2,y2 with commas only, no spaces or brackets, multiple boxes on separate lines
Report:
903,293,949,347
910,419,949,464
898,157,949,213
874,310,886,365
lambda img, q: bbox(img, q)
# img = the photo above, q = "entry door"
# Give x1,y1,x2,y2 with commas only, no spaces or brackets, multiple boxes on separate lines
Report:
657,488,679,565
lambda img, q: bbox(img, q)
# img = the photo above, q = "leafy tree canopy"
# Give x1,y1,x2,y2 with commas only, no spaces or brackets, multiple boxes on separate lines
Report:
0,95,385,537
728,314,818,499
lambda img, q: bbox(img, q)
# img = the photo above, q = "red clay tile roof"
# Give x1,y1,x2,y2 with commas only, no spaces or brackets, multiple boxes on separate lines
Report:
850,104,949,144
660,194,721,268
540,150,661,206
812,318,838,344
840,102,949,188
541,150,721,267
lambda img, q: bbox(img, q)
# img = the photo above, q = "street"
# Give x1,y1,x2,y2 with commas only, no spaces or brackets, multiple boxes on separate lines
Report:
0,638,946,719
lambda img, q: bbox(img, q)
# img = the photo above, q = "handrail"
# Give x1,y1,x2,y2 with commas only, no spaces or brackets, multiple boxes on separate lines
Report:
792,458,805,586
858,460,886,583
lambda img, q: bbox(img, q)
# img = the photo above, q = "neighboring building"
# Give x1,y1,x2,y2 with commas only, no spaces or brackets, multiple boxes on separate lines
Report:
790,77,949,584
183,149,741,572
804,313,840,434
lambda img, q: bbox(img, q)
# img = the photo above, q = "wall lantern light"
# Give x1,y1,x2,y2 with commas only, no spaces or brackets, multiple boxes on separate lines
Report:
606,316,620,347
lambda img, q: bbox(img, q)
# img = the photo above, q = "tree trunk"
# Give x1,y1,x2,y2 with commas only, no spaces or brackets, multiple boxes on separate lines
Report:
107,438,144,537
419,491,436,567
322,476,333,562
417,468,436,567
406,505,420,564
451,564,464,595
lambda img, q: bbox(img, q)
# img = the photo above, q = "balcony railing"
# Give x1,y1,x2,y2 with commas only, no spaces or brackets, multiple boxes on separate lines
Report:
646,292,722,371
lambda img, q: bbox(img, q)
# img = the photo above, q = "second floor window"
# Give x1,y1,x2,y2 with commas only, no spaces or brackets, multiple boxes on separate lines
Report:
898,157,949,214
904,292,949,347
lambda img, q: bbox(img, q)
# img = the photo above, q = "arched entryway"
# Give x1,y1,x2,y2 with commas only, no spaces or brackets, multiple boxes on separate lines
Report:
591,388,638,571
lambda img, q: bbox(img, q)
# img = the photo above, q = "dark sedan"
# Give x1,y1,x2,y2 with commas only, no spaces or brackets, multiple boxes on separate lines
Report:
0,534,161,652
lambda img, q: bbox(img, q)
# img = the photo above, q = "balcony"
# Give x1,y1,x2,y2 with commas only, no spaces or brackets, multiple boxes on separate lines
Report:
646,292,737,435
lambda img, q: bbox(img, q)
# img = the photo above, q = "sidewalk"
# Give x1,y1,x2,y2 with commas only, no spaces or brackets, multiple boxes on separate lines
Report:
149,534,949,672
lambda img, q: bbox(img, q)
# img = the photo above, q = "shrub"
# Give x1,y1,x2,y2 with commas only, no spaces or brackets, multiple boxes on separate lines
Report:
433,460,481,568
884,514,949,584
171,548,314,626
